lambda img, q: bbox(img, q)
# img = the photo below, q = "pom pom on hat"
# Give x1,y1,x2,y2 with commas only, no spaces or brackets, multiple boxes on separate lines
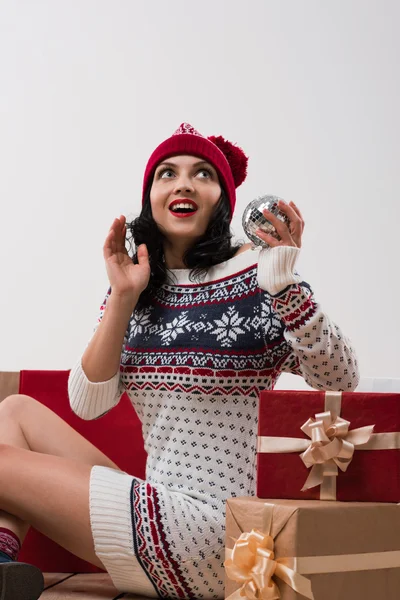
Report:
207,135,248,188
142,123,248,217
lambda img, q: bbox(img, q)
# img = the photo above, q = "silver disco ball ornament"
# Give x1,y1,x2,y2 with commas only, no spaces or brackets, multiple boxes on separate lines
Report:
242,195,290,248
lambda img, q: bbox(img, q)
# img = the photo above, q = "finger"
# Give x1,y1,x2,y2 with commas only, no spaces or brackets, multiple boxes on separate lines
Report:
288,201,301,217
274,203,303,247
106,222,125,257
255,228,281,247
274,205,302,246
116,227,126,253
288,201,305,231
118,215,126,230
277,201,301,228
137,244,149,265
276,201,303,237
277,200,298,219
103,229,115,260
110,231,117,255
110,216,124,234
262,208,293,239
108,219,120,245
114,217,126,253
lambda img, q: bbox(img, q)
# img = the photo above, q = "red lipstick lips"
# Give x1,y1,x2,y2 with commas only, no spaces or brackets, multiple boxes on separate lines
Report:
168,199,198,218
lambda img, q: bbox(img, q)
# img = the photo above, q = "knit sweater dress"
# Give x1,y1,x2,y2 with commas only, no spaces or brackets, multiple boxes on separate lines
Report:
68,246,359,598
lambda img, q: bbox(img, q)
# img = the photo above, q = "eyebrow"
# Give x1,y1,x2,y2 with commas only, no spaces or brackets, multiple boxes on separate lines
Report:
156,160,214,170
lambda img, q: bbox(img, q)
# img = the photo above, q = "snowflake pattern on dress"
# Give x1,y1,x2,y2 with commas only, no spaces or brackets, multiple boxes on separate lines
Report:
158,311,192,346
260,298,284,341
209,306,251,347
130,309,152,337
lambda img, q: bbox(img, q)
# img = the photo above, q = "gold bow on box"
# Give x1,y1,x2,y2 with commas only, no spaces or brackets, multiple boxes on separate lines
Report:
224,501,400,600
257,391,400,500
225,526,313,600
299,410,373,493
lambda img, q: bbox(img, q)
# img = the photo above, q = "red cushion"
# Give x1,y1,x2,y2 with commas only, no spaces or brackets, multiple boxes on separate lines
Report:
17,370,147,573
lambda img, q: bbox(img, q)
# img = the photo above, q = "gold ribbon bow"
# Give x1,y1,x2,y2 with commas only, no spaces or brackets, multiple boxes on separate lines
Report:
224,500,400,600
224,527,314,600
299,410,374,492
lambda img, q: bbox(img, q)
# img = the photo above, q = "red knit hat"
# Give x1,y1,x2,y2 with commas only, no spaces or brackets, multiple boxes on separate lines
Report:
142,123,248,215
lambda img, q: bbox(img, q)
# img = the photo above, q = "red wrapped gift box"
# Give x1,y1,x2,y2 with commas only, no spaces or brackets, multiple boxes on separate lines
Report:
257,390,400,502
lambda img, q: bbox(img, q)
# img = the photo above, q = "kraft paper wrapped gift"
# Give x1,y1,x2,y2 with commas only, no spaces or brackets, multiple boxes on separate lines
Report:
224,497,400,600
257,390,400,501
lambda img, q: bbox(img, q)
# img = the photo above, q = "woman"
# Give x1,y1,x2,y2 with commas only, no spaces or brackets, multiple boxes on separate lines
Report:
0,123,359,599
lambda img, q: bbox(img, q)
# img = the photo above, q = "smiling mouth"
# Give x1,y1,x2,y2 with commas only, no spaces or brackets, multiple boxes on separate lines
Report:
168,200,198,217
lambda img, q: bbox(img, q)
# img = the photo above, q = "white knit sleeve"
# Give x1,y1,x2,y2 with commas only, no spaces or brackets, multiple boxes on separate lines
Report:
257,246,302,295
257,248,360,391
68,288,128,420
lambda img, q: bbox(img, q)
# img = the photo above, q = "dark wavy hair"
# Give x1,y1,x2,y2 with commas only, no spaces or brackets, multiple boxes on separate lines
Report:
127,183,242,310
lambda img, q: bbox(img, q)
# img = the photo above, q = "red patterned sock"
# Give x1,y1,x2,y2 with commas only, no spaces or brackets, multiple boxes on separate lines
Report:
0,528,21,561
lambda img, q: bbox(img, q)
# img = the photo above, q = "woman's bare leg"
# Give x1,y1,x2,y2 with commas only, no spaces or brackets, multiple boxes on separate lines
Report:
0,444,105,568
0,394,122,568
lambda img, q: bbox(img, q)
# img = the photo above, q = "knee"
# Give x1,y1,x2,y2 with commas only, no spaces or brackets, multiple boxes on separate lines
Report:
0,394,35,417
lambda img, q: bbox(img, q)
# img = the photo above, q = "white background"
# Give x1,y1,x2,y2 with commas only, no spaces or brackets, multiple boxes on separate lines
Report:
0,1,399,386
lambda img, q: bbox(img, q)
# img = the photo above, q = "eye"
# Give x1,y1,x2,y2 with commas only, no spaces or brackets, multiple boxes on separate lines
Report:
159,168,175,179
197,168,213,179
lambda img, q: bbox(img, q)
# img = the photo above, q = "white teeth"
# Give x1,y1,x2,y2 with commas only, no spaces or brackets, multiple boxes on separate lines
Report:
170,203,197,212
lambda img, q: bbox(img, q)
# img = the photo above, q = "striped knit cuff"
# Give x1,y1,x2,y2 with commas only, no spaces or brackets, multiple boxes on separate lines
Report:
68,359,121,420
89,466,156,595
257,245,302,296
0,528,21,561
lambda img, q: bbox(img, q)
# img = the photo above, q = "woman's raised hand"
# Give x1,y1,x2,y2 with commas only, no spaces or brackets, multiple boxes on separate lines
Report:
103,215,150,301
256,200,305,249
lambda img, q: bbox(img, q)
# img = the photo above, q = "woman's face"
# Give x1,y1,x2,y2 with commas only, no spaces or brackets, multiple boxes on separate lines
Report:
150,155,222,247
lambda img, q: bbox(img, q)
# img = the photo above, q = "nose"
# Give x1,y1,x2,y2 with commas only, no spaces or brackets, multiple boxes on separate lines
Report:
173,173,194,195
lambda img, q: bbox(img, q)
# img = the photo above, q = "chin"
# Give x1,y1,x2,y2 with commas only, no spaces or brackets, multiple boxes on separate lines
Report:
167,228,206,244
169,223,205,236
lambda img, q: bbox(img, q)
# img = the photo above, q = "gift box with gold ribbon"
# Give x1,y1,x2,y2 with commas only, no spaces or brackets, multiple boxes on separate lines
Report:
257,390,400,501
224,497,400,600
